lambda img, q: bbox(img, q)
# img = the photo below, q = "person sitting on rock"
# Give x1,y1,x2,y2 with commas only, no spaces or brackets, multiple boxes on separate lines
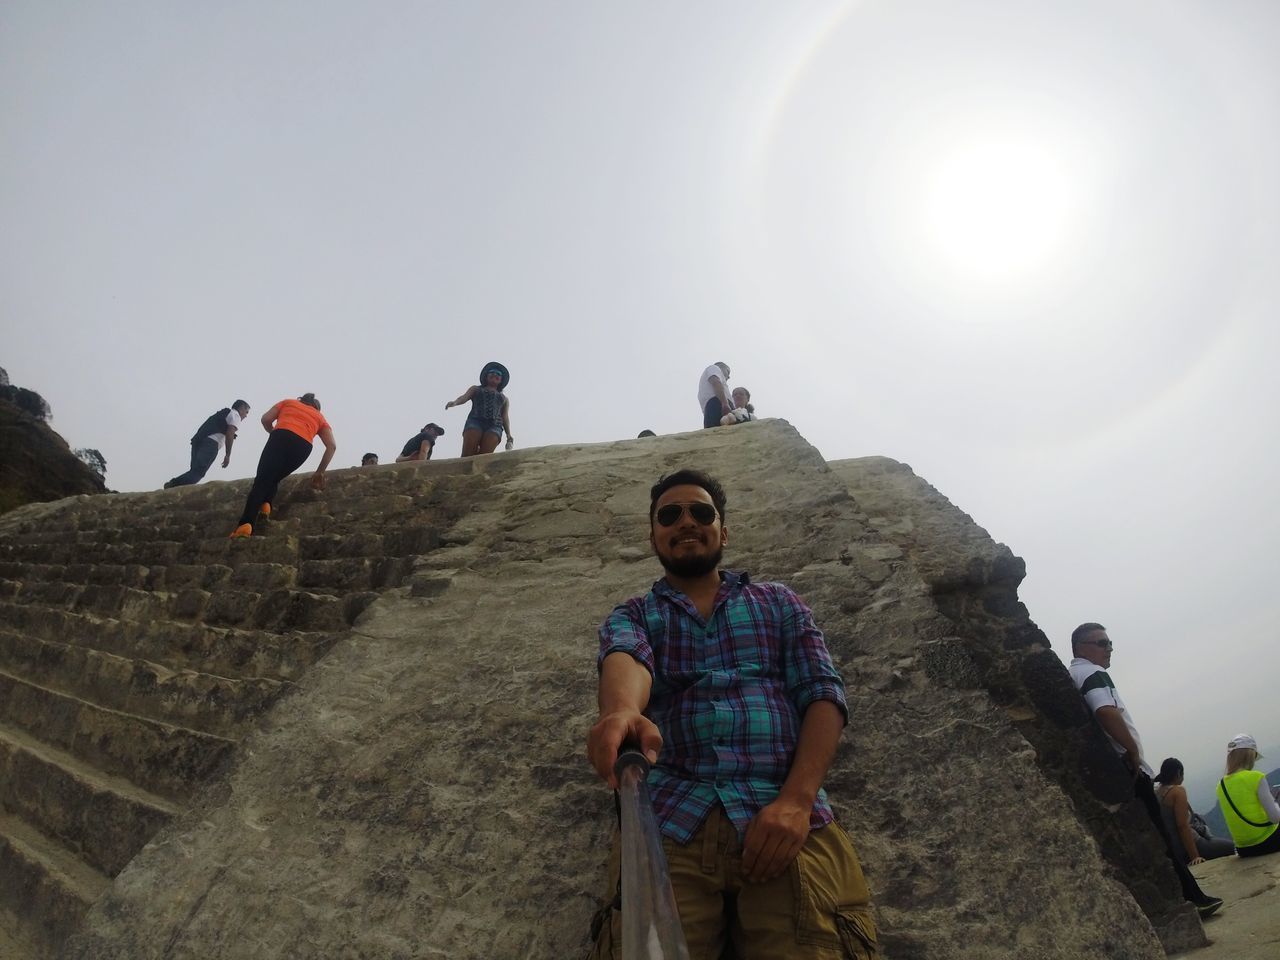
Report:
395,423,445,462
1154,758,1234,864
165,400,249,488
361,452,379,467
1215,733,1280,858
719,387,756,425
586,469,877,957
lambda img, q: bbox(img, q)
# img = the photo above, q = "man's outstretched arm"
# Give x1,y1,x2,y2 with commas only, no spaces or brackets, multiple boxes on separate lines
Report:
587,651,661,790
742,699,844,883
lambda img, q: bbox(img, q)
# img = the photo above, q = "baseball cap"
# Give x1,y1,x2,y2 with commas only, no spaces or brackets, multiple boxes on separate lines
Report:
1227,734,1261,754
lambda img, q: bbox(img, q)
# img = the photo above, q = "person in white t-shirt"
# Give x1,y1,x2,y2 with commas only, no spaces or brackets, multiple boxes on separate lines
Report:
697,361,732,428
165,400,249,488
1069,622,1223,918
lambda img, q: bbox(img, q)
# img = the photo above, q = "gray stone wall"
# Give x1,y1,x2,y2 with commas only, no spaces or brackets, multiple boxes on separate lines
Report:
1,422,1176,958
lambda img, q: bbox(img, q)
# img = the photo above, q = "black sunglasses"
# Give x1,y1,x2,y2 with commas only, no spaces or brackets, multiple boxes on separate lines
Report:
655,502,718,527
1081,639,1114,651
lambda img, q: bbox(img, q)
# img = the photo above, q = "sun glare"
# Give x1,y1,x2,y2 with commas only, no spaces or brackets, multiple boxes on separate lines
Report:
915,138,1077,285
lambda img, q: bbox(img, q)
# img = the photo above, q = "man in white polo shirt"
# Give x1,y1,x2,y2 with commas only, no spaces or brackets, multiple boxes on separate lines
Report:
1069,622,1222,918
165,400,249,488
697,361,732,429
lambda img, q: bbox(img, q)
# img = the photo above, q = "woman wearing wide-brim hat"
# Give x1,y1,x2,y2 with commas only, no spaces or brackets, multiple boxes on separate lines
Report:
444,361,513,457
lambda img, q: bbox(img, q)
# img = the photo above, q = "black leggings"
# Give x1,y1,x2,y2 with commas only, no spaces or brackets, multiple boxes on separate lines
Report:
1237,825,1280,858
1135,773,1208,902
239,429,313,526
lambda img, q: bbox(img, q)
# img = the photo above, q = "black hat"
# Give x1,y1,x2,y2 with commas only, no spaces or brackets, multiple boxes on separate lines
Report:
479,362,510,390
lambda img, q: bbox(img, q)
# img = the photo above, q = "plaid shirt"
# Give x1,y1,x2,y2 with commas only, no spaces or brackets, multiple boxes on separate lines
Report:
598,570,848,844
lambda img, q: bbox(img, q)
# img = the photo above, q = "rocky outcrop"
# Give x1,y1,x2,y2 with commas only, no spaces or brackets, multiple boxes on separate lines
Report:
829,457,1204,954
0,422,1186,958
0,398,107,516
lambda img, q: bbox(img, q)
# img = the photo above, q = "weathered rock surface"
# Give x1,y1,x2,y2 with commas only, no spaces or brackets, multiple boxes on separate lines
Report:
1190,853,1280,958
0,421,1207,958
0,398,106,516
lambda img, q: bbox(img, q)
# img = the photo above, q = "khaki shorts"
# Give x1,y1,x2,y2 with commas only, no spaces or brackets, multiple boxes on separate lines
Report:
589,805,878,959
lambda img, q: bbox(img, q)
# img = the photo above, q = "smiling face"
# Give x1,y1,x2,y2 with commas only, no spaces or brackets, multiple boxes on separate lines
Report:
649,483,727,578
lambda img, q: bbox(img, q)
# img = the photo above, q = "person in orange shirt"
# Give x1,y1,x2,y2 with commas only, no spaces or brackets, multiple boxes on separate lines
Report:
230,392,337,538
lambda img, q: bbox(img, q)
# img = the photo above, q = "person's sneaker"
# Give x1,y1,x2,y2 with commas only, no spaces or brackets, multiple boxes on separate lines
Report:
163,480,175,490
229,524,253,539
256,502,271,523
1194,895,1223,919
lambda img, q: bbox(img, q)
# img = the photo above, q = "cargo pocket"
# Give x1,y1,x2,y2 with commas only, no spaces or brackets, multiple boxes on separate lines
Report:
835,906,878,959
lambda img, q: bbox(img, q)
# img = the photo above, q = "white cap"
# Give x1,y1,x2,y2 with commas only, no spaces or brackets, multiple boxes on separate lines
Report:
1227,733,1260,754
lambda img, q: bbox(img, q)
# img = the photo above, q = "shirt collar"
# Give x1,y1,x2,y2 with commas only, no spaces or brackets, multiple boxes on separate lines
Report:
652,569,749,597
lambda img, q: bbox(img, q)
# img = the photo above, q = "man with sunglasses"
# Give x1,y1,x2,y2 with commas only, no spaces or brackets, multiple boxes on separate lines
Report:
586,469,877,958
1069,623,1223,918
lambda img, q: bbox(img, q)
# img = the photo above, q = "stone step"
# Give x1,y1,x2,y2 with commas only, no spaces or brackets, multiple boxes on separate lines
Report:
0,578,347,633
297,557,415,592
0,601,339,682
0,721,178,877
0,629,288,738
0,810,110,959
0,538,187,567
0,530,307,568
0,669,235,800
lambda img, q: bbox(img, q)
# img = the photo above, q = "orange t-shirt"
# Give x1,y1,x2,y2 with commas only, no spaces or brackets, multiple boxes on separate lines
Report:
273,399,330,443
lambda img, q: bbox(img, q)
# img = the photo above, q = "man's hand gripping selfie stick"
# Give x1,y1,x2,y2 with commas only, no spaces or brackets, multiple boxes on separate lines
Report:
614,750,691,960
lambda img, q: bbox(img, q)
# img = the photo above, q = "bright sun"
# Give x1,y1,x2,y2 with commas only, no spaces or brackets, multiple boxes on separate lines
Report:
914,137,1078,285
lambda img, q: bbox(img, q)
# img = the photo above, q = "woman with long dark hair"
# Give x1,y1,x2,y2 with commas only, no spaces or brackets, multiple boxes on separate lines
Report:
444,362,513,457
230,392,336,538
1153,758,1234,864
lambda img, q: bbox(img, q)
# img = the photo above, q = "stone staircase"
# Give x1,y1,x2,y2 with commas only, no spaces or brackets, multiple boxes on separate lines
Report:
0,461,476,957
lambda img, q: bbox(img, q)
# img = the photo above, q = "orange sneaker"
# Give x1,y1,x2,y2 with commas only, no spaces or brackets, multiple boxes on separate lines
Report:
259,502,271,518
229,524,253,539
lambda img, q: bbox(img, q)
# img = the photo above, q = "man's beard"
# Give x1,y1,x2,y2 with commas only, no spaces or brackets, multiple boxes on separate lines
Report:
657,545,723,578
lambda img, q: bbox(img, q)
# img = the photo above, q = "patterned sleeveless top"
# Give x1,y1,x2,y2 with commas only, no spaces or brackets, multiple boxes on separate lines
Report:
470,386,505,425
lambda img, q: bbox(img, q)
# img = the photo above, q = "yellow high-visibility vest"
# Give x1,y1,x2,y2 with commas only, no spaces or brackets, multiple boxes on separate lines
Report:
1217,770,1278,848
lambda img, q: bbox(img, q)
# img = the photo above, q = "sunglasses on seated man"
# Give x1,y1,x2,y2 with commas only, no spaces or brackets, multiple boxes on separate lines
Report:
655,502,719,527
1081,638,1114,651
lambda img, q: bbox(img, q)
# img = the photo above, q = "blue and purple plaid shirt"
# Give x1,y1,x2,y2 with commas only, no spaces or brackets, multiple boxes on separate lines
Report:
598,570,848,844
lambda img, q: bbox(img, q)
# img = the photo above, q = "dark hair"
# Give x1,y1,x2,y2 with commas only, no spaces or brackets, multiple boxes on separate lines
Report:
649,470,727,526
361,452,378,464
232,399,249,412
1070,622,1106,653
637,429,656,438
425,422,445,436
298,392,321,410
1154,758,1183,784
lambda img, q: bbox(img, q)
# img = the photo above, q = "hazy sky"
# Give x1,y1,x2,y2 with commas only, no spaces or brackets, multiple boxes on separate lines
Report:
3,0,1277,807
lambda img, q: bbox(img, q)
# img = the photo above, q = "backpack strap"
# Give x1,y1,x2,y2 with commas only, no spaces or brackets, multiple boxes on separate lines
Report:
1219,777,1273,828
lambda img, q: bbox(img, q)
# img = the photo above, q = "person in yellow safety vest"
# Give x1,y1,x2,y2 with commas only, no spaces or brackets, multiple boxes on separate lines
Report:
1215,734,1280,858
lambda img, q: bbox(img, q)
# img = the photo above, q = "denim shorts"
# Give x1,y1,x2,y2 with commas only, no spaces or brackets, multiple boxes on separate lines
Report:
463,416,503,439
